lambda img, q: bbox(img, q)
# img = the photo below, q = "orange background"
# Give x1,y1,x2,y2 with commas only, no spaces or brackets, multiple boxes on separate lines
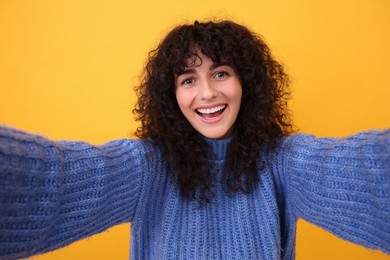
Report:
0,0,389,259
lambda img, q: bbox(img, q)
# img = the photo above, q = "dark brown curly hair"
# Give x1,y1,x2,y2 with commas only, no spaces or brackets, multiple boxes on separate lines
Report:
133,20,293,203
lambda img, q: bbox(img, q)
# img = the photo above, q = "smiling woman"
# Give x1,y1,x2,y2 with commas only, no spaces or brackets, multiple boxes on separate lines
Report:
0,1,390,260
175,53,243,140
134,20,292,204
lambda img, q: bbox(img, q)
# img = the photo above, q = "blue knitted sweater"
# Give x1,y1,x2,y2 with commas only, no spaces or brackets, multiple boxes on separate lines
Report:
0,127,389,259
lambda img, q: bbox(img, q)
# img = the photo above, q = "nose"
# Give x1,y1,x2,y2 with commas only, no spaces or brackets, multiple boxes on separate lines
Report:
199,79,217,100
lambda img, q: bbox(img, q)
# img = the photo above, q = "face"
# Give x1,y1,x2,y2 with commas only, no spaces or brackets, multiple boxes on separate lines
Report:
175,52,242,139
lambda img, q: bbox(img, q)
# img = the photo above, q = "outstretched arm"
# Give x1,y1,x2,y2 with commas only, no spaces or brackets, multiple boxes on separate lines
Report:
283,130,390,254
0,126,147,259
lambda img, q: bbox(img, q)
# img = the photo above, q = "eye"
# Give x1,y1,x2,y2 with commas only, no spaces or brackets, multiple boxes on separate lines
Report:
214,71,229,79
181,78,194,85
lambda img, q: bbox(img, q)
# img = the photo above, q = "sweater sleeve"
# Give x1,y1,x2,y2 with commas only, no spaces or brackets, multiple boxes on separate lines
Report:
0,126,147,259
283,129,390,254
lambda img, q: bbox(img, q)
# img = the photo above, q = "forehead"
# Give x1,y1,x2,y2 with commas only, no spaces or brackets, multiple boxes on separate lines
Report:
174,52,206,76
184,54,203,68
181,51,230,70
173,47,235,76
175,53,234,78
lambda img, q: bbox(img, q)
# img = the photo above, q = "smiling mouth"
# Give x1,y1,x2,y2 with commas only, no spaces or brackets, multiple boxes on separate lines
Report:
196,105,227,119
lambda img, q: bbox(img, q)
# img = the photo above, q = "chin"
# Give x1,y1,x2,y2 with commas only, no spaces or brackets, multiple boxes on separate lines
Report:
198,129,233,140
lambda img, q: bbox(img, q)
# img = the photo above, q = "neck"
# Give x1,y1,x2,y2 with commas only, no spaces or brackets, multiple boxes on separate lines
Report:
202,136,232,160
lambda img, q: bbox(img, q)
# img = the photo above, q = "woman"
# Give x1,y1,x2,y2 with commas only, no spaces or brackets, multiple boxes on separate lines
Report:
0,20,389,259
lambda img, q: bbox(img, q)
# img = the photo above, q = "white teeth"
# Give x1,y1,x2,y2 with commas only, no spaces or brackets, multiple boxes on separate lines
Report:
197,105,226,114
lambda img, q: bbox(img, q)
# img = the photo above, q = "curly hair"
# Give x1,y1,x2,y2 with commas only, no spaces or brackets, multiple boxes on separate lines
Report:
133,20,293,204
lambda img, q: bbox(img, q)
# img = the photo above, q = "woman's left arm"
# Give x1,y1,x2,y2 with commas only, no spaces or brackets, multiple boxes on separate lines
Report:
283,130,390,254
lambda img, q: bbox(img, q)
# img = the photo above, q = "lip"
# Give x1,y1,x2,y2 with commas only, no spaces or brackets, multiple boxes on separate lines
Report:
195,103,227,110
195,103,226,124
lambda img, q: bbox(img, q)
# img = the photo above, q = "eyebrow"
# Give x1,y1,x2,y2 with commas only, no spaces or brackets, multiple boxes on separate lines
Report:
176,62,231,77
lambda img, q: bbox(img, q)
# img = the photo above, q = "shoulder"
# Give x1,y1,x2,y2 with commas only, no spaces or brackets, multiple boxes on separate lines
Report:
266,129,390,173
275,129,390,153
99,138,161,163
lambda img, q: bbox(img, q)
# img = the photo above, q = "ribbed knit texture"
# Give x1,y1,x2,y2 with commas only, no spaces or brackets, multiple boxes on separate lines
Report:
0,127,389,259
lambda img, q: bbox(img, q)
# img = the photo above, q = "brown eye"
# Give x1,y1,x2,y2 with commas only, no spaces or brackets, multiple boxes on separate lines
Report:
182,78,194,85
215,71,229,78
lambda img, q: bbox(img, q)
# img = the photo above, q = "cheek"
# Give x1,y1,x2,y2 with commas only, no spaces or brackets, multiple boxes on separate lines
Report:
175,90,182,107
236,87,243,101
175,89,190,113
231,83,243,106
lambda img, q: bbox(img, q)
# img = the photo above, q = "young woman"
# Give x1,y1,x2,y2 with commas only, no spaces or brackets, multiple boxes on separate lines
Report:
0,20,389,259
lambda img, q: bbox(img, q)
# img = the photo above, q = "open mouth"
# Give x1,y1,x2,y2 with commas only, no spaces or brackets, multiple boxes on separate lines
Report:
196,105,227,119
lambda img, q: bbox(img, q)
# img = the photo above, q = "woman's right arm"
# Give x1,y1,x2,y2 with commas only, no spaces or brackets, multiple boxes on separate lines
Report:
0,126,147,259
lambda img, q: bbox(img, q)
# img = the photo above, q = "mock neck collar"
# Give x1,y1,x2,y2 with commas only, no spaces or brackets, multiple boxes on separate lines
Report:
203,136,231,161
